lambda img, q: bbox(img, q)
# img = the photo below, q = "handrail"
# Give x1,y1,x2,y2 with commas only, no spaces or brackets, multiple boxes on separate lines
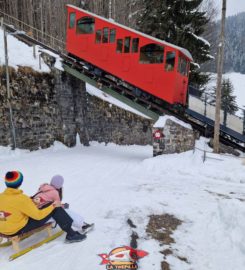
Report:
0,10,66,52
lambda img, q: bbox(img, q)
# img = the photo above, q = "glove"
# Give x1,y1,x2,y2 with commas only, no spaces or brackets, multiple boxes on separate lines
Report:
63,203,69,209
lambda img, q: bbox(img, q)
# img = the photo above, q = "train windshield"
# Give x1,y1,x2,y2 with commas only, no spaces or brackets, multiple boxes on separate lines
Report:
139,43,164,64
76,16,95,34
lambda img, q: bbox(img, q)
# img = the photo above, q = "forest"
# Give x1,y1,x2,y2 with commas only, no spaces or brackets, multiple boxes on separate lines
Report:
203,11,245,74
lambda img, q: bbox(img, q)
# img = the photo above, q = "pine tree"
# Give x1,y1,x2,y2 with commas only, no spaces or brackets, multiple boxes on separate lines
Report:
135,0,212,88
211,78,238,115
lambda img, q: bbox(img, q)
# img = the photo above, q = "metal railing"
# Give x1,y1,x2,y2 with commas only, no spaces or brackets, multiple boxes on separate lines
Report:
0,10,66,53
188,86,245,136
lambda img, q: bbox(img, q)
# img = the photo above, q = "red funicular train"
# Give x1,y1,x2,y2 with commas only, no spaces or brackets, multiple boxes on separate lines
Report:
66,5,193,106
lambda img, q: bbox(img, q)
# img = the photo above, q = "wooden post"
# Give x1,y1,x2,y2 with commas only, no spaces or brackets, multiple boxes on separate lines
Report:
213,0,226,153
46,226,52,237
39,54,42,70
33,45,36,59
11,237,20,252
0,17,3,28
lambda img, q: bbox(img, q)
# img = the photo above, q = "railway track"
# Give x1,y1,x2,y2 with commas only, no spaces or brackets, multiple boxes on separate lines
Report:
3,23,245,152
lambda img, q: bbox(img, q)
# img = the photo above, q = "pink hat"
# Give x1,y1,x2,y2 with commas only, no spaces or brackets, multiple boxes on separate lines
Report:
50,175,64,189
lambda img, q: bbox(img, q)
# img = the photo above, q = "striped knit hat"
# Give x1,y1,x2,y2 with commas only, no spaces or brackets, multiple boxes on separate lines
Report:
5,171,23,188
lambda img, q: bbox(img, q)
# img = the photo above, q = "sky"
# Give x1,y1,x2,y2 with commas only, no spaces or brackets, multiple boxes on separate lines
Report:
215,0,245,17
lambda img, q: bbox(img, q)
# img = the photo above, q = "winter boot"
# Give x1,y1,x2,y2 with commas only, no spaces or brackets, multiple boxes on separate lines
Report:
66,231,87,243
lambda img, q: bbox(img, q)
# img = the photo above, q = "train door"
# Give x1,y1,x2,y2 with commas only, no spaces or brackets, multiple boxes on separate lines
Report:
177,55,189,105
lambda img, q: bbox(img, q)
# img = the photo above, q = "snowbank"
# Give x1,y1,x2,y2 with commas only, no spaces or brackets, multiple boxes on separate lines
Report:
153,115,192,129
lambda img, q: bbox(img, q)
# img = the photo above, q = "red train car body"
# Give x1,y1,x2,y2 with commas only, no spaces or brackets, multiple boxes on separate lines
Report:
66,5,193,106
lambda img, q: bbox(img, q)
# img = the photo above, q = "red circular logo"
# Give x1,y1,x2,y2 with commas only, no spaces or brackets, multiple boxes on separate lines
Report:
153,130,164,139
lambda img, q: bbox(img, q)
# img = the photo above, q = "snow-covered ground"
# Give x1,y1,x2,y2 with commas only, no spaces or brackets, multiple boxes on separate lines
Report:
1,139,245,270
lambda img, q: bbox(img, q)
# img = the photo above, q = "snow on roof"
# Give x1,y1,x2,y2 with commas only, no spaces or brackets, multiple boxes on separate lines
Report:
67,5,193,61
154,115,192,130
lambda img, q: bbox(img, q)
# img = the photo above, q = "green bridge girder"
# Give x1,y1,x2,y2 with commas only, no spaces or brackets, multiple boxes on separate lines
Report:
63,64,160,122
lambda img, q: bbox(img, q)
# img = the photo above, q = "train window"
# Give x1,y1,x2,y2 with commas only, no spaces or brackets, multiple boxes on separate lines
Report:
132,38,139,53
76,16,95,34
103,28,109,43
124,37,131,53
110,29,116,43
178,57,188,76
165,52,176,71
116,39,123,53
95,30,102,43
139,43,164,64
69,13,76,29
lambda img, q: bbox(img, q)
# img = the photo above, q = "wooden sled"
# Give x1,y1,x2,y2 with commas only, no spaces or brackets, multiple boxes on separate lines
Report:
0,222,64,261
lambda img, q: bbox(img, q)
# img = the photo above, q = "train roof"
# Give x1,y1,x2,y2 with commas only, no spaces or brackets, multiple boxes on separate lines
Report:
67,4,193,61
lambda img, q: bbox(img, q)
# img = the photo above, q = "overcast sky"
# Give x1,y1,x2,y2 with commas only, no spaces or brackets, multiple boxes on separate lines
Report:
215,0,245,17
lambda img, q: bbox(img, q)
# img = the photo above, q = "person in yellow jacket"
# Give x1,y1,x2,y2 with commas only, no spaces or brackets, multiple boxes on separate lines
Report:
0,171,86,243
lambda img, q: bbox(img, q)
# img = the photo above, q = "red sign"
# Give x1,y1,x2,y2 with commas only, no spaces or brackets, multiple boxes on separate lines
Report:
153,130,164,139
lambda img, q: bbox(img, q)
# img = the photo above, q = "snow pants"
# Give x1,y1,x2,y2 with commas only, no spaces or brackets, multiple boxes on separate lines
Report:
65,209,84,229
14,207,73,235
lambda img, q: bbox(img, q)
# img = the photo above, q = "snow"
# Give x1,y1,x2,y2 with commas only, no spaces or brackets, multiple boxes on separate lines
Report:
154,115,192,130
0,139,245,269
192,62,201,69
86,83,150,119
189,32,211,47
39,49,64,71
0,29,61,72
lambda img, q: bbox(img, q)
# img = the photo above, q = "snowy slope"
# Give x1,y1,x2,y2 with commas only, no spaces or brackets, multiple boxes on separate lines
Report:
0,139,245,270
0,29,50,72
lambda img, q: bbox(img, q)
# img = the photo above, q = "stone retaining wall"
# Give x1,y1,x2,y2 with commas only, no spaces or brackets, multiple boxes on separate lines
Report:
0,66,153,150
153,118,196,156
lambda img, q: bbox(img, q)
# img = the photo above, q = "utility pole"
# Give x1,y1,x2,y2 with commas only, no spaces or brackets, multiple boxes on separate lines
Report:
213,0,226,153
3,26,17,150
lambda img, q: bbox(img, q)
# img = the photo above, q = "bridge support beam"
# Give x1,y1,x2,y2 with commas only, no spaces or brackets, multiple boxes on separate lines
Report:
63,64,159,122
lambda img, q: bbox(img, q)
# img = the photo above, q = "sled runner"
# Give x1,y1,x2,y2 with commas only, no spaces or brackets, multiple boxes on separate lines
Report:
0,222,63,261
